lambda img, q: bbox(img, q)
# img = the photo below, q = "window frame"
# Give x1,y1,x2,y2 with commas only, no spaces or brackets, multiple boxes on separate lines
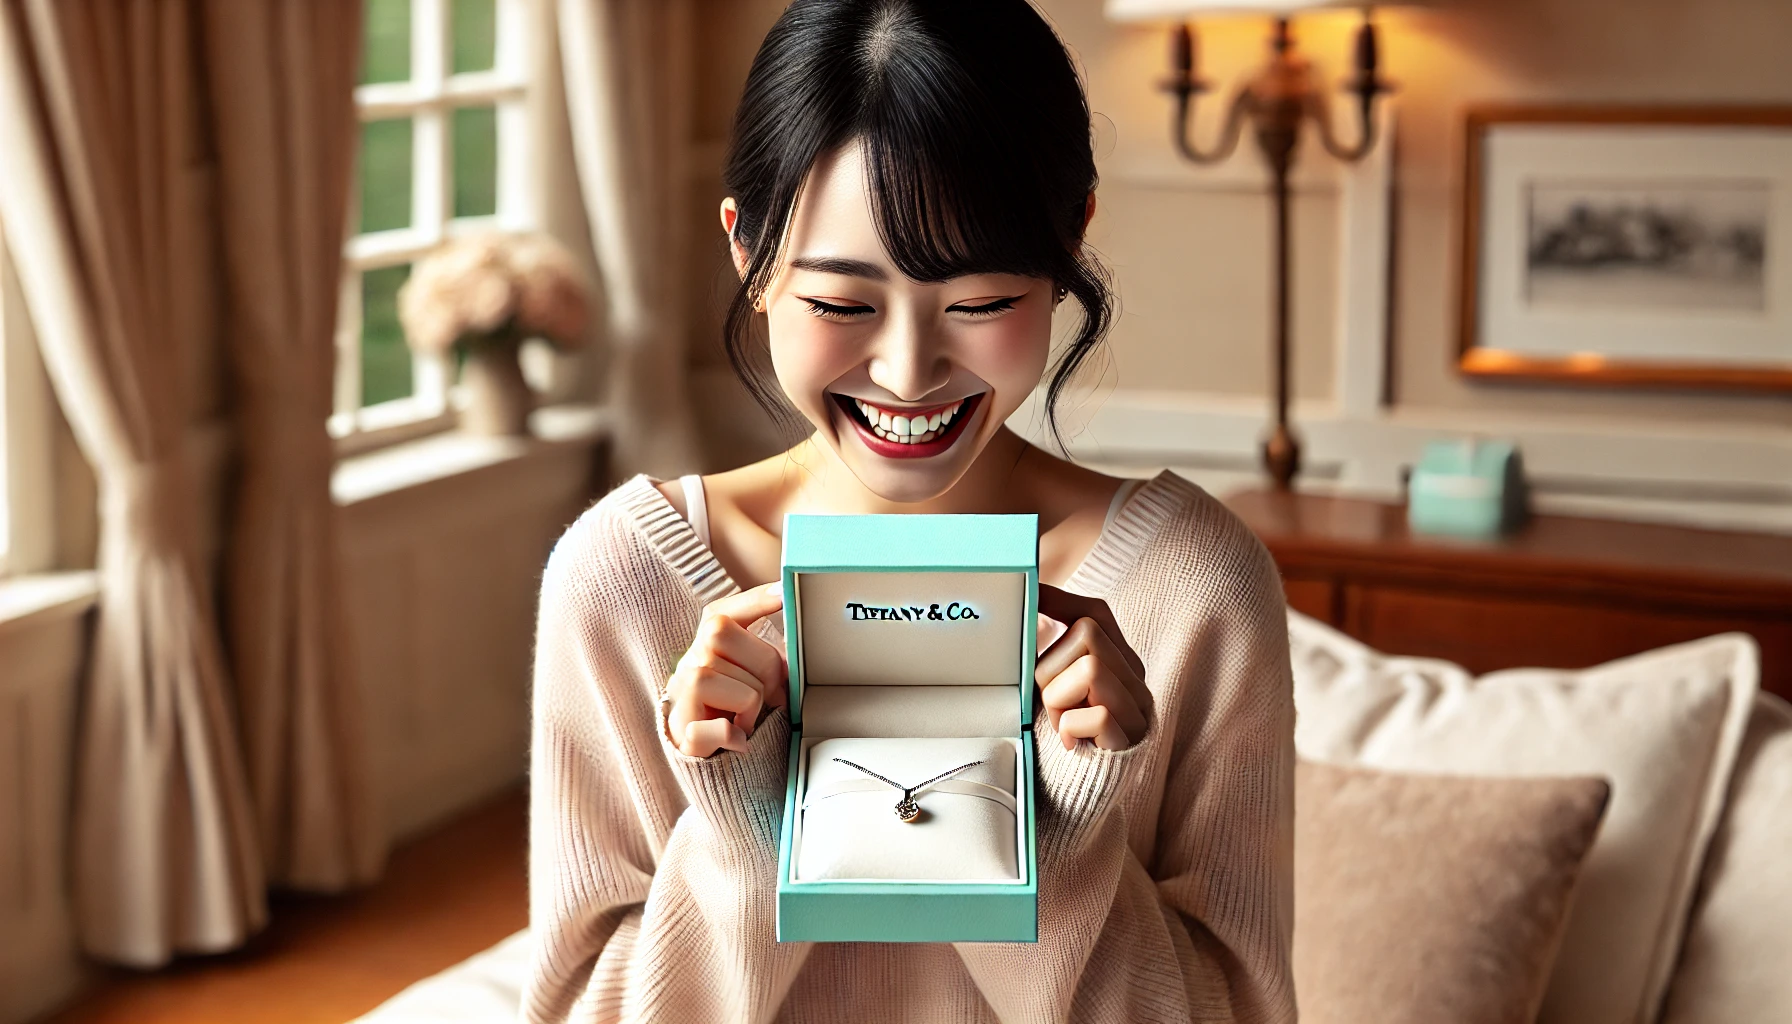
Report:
0,223,57,578
334,0,533,455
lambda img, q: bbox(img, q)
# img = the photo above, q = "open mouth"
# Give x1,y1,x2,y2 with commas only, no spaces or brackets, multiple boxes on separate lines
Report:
831,392,984,460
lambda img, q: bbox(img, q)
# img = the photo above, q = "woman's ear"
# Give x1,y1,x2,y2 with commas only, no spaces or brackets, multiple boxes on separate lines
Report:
1083,192,1097,234
720,197,749,281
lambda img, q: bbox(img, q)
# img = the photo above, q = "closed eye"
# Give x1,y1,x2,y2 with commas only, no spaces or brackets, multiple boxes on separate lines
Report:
800,297,875,320
947,296,1021,318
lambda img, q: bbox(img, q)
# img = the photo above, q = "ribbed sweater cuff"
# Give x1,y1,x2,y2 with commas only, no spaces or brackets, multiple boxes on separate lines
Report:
657,703,792,856
1033,714,1147,867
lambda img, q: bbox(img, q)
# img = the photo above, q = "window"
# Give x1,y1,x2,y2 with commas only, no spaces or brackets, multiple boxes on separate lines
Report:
0,221,55,578
335,0,532,448
0,231,11,575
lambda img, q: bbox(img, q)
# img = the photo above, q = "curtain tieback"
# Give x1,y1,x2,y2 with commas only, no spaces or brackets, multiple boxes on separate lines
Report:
102,450,199,550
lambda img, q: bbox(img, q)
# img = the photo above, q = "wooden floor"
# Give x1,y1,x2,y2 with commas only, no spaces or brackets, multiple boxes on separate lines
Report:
43,788,529,1024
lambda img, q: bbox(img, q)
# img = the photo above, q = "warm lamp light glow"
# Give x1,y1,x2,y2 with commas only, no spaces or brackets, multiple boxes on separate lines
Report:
1106,0,1360,22
1105,0,1401,490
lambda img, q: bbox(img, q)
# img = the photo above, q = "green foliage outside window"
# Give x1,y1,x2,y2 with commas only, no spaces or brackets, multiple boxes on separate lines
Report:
362,265,415,406
361,0,409,84
360,119,413,234
353,1,503,408
454,107,499,218
452,0,496,74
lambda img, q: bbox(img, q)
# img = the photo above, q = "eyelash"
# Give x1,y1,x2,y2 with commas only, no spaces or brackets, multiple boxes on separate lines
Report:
798,296,1020,320
801,298,874,320
951,297,1018,319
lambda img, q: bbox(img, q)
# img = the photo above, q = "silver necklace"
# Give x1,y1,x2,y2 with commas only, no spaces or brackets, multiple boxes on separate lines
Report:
832,757,986,823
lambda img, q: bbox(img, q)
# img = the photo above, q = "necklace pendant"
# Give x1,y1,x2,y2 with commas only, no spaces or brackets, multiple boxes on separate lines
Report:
895,797,920,823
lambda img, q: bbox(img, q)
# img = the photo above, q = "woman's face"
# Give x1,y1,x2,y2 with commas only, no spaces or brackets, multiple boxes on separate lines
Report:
723,141,1056,504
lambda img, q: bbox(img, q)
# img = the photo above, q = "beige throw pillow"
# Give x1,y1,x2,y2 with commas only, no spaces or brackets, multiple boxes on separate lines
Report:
1289,612,1759,1024
1295,759,1610,1024
1659,693,1792,1024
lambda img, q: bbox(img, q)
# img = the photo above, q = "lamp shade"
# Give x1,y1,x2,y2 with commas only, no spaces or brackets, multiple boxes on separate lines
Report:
1107,0,1363,20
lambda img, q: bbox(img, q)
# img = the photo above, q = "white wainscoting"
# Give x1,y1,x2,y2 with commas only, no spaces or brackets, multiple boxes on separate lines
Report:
0,575,96,1024
337,409,606,844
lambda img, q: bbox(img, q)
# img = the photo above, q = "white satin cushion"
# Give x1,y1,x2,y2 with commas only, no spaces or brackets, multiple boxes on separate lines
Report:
797,736,1019,882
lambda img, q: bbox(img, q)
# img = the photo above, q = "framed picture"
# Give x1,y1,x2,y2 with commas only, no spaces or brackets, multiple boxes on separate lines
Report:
1458,106,1792,391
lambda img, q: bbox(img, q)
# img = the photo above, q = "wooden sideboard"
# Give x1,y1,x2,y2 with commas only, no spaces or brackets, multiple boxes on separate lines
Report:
1224,489,1792,701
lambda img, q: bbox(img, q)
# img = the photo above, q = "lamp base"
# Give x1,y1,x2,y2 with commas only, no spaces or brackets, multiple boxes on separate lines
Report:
1262,425,1302,492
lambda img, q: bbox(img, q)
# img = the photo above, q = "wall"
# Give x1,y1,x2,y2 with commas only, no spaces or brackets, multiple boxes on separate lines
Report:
680,0,1792,527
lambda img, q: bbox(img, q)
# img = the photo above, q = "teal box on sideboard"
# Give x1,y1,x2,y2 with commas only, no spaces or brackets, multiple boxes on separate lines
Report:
1407,439,1529,537
776,513,1039,943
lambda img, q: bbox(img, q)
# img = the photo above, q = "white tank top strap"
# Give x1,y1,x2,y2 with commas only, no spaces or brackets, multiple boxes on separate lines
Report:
678,473,711,549
1100,477,1146,538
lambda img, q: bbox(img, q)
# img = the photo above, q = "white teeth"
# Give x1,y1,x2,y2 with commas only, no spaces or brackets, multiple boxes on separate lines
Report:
851,395,973,444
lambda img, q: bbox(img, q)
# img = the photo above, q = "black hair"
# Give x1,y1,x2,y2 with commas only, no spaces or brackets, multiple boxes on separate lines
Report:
721,0,1112,449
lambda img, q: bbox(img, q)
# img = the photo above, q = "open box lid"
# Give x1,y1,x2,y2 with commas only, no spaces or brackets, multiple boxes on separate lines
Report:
781,513,1040,730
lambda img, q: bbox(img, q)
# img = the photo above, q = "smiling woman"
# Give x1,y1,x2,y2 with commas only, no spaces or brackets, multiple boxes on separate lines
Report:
522,2,1298,1022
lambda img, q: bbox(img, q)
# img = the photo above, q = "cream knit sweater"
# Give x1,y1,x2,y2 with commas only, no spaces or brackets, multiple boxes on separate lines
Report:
523,472,1296,1024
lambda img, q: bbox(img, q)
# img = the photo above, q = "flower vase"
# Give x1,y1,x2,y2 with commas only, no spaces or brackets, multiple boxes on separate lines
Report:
460,334,535,436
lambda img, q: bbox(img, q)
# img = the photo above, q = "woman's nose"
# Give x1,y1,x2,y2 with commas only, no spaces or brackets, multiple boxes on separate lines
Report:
866,319,951,402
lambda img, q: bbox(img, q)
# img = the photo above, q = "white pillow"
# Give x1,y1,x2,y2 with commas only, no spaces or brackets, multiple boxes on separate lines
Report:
798,737,1019,882
1659,693,1792,1023
1289,612,1758,1024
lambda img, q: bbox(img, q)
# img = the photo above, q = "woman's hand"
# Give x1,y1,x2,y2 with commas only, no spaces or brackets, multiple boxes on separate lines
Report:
1036,584,1152,751
666,581,789,757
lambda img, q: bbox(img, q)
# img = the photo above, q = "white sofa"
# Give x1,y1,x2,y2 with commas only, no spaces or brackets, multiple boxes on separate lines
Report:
355,614,1792,1023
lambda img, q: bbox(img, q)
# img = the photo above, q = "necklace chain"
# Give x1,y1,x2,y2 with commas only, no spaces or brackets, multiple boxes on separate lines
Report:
832,757,985,799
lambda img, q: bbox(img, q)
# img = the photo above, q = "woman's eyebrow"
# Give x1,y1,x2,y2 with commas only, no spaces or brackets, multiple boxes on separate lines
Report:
789,255,889,281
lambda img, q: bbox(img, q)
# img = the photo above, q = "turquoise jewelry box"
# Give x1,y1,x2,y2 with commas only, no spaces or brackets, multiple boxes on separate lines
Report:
777,513,1040,943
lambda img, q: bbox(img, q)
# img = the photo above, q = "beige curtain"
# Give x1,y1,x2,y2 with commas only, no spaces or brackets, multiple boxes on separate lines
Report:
0,0,265,965
557,0,702,477
199,0,384,892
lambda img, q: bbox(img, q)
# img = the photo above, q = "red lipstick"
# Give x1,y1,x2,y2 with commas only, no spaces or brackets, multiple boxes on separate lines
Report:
834,393,984,460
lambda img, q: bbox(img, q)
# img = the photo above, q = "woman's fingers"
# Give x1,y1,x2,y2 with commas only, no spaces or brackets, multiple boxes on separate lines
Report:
1040,652,1147,742
684,612,788,708
1038,585,1145,679
664,582,791,758
1057,704,1131,751
1036,589,1152,752
669,668,764,747
676,656,765,730
704,581,784,629
1036,614,1154,726
693,583,790,706
681,716,750,757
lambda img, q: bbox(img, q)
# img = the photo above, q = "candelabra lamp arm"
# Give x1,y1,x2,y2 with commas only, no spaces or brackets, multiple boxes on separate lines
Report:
1309,14,1393,164
1171,86,1253,166
1306,88,1382,163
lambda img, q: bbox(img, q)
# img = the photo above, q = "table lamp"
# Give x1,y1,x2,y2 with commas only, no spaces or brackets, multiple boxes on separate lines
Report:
1106,0,1396,490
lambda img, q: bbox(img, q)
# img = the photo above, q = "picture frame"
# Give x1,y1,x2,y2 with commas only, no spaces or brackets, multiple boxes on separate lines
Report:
1458,105,1792,391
